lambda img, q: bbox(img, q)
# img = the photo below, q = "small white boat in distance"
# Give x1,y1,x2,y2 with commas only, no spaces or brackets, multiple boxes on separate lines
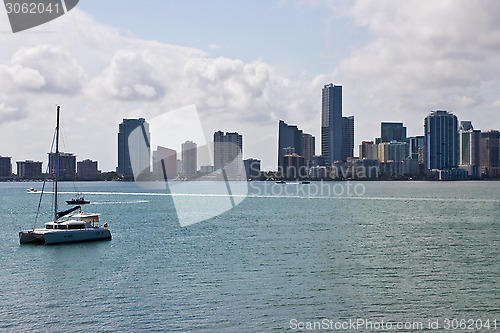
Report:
26,188,37,193
19,213,111,245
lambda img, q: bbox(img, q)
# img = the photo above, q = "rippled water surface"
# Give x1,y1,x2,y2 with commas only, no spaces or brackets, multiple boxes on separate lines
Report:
0,181,498,332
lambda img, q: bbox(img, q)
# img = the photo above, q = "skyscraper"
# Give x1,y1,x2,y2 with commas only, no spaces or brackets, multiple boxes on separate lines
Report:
381,122,407,143
407,136,425,161
283,153,305,179
359,141,378,160
181,141,197,177
117,118,150,176
153,146,177,179
214,131,243,178
342,115,354,161
17,160,42,179
243,158,261,180
321,84,342,165
48,152,76,178
77,159,98,181
459,121,481,177
480,130,500,177
378,141,408,163
322,84,353,164
0,156,11,178
278,120,303,170
424,110,459,171
302,133,315,167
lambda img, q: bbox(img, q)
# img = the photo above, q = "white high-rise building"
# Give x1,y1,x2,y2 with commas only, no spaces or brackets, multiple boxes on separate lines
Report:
181,141,197,177
214,131,243,178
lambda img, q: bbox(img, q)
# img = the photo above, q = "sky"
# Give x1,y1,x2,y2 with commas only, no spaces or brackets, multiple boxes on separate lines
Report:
0,0,499,172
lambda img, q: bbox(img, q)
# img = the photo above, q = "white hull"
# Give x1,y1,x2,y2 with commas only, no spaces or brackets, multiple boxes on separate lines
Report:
19,228,111,245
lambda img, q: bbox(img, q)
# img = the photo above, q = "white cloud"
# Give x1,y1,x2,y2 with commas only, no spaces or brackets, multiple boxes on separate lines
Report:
0,64,46,90
88,49,167,101
0,9,324,170
0,100,18,122
10,45,84,94
334,0,500,139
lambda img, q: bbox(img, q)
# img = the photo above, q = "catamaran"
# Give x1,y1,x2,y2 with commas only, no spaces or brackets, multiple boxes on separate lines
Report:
19,105,111,245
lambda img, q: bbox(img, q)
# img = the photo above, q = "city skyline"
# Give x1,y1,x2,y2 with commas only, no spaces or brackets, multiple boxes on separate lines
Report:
0,2,499,171
1,103,499,177
1,3,498,331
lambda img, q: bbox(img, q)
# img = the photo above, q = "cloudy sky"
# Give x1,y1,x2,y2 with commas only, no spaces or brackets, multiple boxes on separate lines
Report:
1,0,499,172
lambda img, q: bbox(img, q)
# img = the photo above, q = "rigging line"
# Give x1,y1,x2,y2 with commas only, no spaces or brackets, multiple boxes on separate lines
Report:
33,126,57,230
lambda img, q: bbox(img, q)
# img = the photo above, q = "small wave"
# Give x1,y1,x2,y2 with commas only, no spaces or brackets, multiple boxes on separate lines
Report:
91,200,150,205
40,191,500,203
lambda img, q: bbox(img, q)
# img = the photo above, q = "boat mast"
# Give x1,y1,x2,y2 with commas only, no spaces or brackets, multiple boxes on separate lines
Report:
54,105,60,222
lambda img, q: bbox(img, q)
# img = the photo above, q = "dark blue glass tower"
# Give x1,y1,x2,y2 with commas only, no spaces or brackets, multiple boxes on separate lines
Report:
117,118,150,176
321,84,343,165
424,110,459,171
278,120,304,170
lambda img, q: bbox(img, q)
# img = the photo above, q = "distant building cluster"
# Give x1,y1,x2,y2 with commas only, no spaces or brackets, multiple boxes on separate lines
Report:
2,82,499,182
277,83,500,180
116,119,260,181
0,152,99,181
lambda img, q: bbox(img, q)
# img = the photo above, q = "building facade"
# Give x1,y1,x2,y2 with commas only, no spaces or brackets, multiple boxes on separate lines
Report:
459,121,481,177
200,165,214,174
17,160,42,179
321,83,343,165
378,141,408,163
480,130,500,177
214,131,243,178
181,141,197,177
0,156,11,178
408,136,425,161
351,158,379,179
341,115,354,161
381,122,407,143
424,110,459,171
278,120,304,170
48,152,76,178
117,118,150,176
359,141,378,160
302,133,315,168
77,159,98,181
244,158,261,180
283,153,305,179
153,146,177,180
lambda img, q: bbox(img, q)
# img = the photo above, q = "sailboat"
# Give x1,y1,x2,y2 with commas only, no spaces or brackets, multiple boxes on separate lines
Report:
19,106,111,245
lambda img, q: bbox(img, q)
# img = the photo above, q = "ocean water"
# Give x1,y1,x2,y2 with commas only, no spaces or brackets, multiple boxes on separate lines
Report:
0,181,498,332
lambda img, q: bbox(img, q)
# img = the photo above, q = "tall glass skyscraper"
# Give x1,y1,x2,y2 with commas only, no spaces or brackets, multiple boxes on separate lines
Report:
321,84,342,165
117,118,150,176
321,84,354,164
341,115,354,161
424,110,459,171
